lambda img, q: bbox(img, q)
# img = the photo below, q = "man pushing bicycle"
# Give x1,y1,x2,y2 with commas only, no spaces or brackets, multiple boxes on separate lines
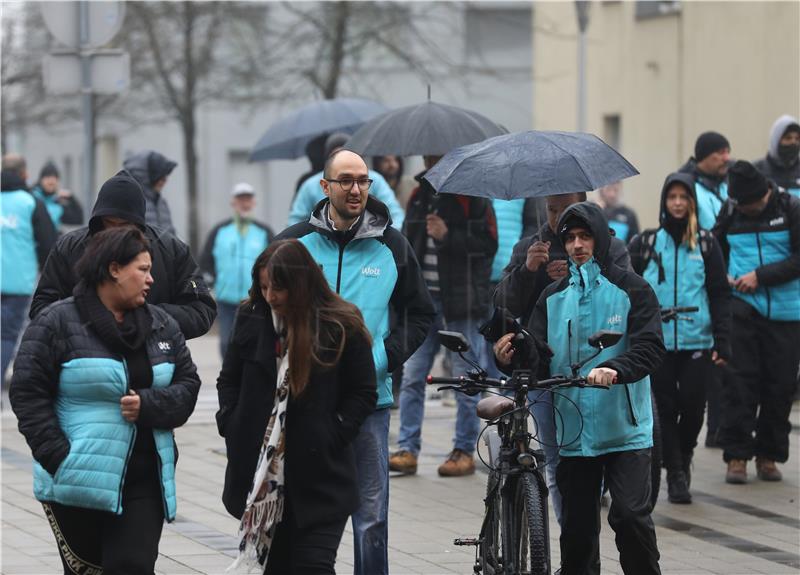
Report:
495,202,665,575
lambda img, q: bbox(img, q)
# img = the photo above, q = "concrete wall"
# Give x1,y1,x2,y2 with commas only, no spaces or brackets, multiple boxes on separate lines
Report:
533,0,800,228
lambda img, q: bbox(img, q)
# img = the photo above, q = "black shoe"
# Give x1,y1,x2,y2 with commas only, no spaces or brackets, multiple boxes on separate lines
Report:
681,453,693,489
704,430,720,448
667,470,692,504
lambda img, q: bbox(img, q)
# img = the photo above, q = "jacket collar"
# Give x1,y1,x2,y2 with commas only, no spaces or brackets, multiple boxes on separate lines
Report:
568,257,601,293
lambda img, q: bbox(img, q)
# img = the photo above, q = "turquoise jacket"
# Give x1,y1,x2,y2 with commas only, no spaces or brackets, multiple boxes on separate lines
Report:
695,179,728,230
10,300,201,521
287,169,405,230
491,198,525,282
531,203,665,457
199,217,273,305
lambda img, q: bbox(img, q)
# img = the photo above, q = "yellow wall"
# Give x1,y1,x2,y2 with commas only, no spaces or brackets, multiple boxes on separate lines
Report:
533,1,800,228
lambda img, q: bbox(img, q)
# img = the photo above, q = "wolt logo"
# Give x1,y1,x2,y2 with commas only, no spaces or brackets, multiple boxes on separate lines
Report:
361,266,381,278
607,314,622,327
158,341,171,352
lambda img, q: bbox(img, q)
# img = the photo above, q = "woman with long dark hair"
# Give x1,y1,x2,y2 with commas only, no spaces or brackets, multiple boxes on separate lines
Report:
10,225,200,574
629,172,731,503
219,239,377,573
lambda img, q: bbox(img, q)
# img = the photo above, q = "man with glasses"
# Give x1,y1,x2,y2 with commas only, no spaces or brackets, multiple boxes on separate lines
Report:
276,149,434,575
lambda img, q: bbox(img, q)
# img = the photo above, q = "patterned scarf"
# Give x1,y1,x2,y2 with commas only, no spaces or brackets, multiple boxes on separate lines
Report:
228,314,289,573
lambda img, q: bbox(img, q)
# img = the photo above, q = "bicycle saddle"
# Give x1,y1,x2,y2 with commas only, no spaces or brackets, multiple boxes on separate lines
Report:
476,396,515,420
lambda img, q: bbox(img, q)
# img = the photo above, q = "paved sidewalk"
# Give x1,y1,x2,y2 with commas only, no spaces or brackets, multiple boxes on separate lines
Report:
2,333,799,574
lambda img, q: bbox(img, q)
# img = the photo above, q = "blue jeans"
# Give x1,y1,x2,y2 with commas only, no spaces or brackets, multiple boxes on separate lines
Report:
529,389,563,527
351,407,390,575
216,301,238,360
398,297,486,455
1,294,30,385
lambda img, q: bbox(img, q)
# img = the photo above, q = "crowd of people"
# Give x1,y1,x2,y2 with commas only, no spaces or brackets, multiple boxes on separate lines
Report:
0,111,798,575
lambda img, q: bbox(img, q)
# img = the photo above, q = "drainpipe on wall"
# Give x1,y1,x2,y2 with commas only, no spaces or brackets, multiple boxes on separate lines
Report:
575,1,591,132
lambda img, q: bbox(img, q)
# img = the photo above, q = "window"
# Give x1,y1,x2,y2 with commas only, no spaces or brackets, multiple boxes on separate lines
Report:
604,114,621,151
635,1,681,20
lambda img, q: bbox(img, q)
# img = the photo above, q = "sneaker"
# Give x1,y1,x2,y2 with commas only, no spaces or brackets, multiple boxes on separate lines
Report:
667,470,692,504
437,449,475,477
725,459,748,484
756,458,782,482
389,450,418,475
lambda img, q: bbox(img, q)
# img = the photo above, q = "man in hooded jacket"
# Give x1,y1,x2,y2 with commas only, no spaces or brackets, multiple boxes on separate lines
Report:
754,114,800,197
496,202,665,575
30,171,216,340
123,150,178,236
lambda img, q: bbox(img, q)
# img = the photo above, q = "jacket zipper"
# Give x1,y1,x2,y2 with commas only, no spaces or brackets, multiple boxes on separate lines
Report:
335,242,345,294
673,241,679,352
755,232,770,317
118,358,137,514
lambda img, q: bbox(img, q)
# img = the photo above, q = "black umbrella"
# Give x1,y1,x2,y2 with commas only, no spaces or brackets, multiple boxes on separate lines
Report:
346,100,506,157
423,130,639,200
250,98,389,162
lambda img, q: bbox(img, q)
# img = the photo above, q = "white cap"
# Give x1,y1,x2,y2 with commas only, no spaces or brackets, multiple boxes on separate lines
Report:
231,182,255,197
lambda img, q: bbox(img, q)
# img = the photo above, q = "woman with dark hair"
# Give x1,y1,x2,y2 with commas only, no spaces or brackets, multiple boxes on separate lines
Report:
219,239,377,573
629,173,731,504
9,225,200,574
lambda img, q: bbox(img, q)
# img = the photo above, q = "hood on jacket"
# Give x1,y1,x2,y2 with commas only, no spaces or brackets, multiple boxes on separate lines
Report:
308,195,392,240
1,169,28,192
88,170,147,234
767,114,800,164
556,201,612,265
123,151,177,189
659,172,696,223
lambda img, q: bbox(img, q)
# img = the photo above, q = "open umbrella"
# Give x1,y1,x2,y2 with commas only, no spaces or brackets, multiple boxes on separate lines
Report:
423,130,639,200
346,100,506,157
249,98,389,162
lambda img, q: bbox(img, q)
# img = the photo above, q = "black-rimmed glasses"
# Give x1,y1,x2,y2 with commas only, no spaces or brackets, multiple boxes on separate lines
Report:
326,178,373,192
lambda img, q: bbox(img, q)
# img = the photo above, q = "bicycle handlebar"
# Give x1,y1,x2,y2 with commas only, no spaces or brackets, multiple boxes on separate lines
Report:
425,374,610,391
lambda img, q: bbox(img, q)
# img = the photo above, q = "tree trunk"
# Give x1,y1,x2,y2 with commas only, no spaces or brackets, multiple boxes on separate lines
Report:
323,2,350,99
182,2,200,252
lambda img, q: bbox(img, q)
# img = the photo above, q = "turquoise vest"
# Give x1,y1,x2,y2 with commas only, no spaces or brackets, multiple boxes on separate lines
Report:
212,221,269,304
695,180,728,230
642,229,713,350
1,190,39,295
491,198,525,282
33,358,178,520
299,233,399,409
728,229,800,321
545,259,653,457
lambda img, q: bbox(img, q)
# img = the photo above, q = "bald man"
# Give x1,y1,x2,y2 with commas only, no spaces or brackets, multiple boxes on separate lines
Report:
275,149,434,575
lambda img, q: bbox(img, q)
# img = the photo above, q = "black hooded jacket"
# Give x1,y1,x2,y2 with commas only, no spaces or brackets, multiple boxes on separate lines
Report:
123,151,178,236
30,174,216,339
494,204,632,325
628,172,731,358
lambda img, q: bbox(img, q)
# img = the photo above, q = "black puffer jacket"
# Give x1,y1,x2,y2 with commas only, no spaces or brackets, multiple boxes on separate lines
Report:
403,173,497,322
30,184,216,339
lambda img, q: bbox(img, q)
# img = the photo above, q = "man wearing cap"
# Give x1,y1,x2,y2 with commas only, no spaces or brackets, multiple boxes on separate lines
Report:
200,182,273,358
495,202,665,575
123,150,178,236
712,160,800,484
286,132,405,229
31,161,83,232
30,171,216,340
679,131,731,230
754,114,800,198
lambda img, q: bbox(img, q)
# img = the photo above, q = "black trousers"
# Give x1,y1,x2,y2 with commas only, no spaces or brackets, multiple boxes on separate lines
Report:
556,449,661,575
264,501,348,575
651,350,711,470
704,364,724,436
43,493,163,575
719,305,800,463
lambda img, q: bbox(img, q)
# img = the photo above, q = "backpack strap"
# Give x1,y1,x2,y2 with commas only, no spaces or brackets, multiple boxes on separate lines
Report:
638,229,666,284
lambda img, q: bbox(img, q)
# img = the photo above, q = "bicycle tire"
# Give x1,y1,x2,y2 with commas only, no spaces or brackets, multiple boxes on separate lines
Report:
507,472,550,575
480,472,502,575
650,391,662,509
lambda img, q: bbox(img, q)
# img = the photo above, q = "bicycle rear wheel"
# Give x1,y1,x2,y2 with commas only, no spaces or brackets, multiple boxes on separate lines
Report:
480,472,502,574
506,471,550,575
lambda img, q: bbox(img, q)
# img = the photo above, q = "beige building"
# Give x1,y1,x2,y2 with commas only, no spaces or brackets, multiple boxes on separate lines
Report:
532,0,800,228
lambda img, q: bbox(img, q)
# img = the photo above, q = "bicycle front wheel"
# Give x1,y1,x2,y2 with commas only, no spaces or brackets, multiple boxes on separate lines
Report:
480,472,502,575
508,471,550,575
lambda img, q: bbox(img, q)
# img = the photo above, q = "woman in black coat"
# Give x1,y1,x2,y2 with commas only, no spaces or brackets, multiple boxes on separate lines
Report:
219,239,377,574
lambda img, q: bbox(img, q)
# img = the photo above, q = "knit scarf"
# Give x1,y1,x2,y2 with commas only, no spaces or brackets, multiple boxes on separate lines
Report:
228,314,289,573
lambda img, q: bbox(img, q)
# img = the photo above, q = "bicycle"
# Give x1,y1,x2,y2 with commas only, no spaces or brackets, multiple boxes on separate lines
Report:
427,328,622,575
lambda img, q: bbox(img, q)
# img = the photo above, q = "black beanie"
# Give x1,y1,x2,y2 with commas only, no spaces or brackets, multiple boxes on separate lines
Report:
694,131,730,162
89,170,147,233
728,160,769,205
39,161,59,180
558,213,591,242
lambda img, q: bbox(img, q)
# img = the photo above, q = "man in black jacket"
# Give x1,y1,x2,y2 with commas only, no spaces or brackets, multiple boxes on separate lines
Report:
390,155,498,478
713,161,800,484
30,171,216,340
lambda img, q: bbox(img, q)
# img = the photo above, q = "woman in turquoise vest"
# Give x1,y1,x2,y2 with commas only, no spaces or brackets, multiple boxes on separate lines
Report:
629,172,731,504
10,225,201,574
